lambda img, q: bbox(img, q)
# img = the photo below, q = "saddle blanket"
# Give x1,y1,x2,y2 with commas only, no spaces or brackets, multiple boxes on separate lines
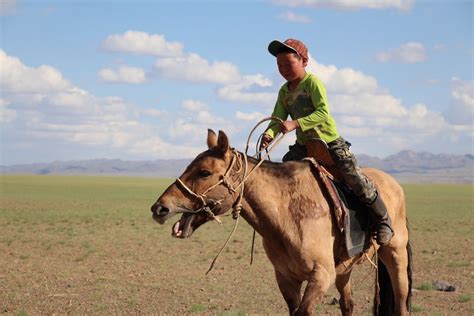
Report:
304,157,373,258
331,180,373,257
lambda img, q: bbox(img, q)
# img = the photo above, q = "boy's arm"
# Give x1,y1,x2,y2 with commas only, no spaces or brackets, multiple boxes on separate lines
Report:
296,79,330,131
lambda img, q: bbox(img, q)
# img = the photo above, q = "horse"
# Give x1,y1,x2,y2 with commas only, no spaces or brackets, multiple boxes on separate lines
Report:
151,130,412,316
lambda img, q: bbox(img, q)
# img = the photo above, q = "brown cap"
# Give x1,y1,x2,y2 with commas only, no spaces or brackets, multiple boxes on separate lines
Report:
268,38,308,60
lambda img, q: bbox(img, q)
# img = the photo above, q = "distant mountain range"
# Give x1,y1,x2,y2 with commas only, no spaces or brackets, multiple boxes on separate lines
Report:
0,158,191,178
1,150,473,183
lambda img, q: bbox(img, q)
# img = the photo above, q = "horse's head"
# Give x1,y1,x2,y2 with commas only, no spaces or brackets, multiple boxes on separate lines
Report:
151,129,240,238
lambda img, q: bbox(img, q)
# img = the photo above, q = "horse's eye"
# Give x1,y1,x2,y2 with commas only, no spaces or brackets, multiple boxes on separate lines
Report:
198,170,212,178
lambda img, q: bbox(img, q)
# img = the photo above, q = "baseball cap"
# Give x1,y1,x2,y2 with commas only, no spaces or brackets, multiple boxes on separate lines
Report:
268,38,308,60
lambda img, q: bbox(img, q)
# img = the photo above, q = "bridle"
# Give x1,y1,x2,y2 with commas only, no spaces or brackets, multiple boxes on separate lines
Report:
171,117,286,274
172,117,287,223
173,148,247,223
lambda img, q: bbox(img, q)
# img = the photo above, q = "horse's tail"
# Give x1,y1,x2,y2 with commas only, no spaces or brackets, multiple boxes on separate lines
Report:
374,256,394,315
405,217,413,312
406,238,413,311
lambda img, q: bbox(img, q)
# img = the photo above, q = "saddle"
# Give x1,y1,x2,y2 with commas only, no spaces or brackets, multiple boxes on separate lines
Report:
305,140,372,258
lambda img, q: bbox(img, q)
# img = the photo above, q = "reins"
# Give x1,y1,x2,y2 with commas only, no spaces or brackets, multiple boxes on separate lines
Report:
173,117,286,274
174,116,384,299
206,117,286,274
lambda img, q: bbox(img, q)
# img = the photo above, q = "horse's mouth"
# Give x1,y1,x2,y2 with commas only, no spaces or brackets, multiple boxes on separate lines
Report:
172,213,196,238
151,204,211,238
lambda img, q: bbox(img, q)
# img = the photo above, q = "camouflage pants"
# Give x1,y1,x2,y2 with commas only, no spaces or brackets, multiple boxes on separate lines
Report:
283,138,377,204
327,137,377,204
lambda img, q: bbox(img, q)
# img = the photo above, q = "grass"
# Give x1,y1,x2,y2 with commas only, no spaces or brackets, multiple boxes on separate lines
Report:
410,304,425,313
460,294,472,303
0,175,473,315
447,260,471,268
417,282,433,291
190,303,206,312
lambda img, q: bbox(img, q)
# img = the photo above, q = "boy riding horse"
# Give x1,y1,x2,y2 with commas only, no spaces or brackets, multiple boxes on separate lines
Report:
260,38,393,245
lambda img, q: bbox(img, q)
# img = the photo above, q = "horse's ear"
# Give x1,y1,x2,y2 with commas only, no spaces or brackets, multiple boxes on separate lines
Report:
207,129,218,149
216,130,229,156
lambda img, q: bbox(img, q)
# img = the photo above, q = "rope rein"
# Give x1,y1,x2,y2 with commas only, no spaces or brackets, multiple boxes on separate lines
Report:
175,116,381,280
173,117,285,274
176,116,379,278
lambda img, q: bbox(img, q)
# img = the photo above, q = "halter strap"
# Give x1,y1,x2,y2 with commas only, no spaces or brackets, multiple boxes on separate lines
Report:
174,149,243,223
173,117,289,274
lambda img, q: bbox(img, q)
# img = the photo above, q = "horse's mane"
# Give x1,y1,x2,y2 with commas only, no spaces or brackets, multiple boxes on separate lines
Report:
246,155,311,180
184,148,311,181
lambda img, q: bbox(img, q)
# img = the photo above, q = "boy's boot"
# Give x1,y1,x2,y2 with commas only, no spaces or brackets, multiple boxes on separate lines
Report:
366,192,394,245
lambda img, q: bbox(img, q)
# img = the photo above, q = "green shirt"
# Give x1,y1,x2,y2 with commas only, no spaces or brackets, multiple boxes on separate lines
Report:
265,72,340,144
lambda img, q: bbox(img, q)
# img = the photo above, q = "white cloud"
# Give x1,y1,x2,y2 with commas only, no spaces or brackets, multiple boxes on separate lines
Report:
0,50,71,93
2,48,239,160
272,0,413,11
308,58,378,94
0,99,17,123
164,99,240,143
235,111,265,122
181,99,209,112
451,77,474,108
217,74,275,106
0,50,235,163
100,31,276,108
130,136,204,158
98,66,147,84
154,53,241,84
375,42,427,64
102,30,183,57
303,54,473,155
169,116,236,142
138,108,165,118
278,11,312,23
444,77,474,125
330,93,407,117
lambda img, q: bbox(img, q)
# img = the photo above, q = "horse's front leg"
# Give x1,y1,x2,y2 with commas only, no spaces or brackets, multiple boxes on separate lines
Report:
275,270,303,315
296,263,335,316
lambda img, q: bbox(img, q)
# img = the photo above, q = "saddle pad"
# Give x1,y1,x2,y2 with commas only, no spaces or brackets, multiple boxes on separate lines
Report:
331,181,373,257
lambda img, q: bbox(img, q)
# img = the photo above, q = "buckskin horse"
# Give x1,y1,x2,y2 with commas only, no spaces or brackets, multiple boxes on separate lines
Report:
151,130,412,316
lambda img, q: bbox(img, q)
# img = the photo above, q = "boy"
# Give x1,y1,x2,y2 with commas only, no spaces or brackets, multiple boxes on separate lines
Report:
261,38,393,245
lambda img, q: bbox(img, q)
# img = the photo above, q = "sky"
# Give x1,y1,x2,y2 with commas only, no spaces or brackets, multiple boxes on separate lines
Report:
0,0,473,165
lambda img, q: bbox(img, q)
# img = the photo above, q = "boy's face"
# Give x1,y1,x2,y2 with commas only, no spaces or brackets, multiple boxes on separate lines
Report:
276,52,307,83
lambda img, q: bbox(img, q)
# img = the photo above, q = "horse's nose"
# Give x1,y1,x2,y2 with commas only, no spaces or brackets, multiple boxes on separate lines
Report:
151,203,169,217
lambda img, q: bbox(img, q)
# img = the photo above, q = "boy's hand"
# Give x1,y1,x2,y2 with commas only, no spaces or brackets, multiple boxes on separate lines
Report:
280,120,300,133
259,134,273,150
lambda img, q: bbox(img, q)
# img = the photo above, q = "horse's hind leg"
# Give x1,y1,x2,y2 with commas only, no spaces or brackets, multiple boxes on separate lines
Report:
378,244,410,316
335,270,354,315
275,270,303,315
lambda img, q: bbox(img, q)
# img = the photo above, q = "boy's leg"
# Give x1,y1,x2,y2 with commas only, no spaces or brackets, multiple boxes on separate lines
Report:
328,137,393,245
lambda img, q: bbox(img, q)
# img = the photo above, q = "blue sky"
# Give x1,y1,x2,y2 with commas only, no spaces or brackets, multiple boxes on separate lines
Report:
1,0,473,165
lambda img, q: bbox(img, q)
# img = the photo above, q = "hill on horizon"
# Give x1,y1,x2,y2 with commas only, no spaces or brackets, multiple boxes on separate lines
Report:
1,150,473,184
